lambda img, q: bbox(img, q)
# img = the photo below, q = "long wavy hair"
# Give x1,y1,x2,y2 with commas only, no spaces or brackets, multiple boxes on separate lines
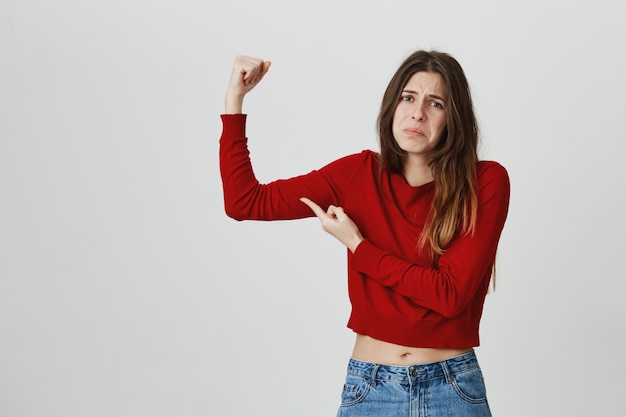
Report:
378,50,479,261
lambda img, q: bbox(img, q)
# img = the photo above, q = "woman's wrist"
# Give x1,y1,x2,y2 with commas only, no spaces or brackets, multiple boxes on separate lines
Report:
348,236,365,254
224,91,245,114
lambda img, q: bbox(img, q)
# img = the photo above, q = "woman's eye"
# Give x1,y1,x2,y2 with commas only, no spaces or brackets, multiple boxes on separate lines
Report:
430,101,444,109
401,95,413,102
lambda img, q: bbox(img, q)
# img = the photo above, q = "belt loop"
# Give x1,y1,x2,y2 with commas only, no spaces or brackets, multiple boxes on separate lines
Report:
369,364,380,387
441,360,453,384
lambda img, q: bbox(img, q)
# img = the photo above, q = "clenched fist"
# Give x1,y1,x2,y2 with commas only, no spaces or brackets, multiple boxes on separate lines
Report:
225,55,271,114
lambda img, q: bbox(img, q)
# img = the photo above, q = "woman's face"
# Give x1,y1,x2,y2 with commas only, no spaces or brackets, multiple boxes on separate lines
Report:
392,71,448,160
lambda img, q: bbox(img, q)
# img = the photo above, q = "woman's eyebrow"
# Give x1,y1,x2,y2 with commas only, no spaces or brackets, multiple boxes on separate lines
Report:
402,89,447,103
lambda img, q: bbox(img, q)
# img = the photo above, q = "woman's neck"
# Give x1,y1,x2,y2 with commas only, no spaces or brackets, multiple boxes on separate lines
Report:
403,156,434,187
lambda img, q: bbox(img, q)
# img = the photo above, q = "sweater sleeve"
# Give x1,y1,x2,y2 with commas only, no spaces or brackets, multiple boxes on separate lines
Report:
351,162,510,318
219,114,363,221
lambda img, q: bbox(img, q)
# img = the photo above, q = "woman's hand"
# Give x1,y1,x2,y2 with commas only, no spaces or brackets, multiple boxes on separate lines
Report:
300,198,364,253
225,55,271,114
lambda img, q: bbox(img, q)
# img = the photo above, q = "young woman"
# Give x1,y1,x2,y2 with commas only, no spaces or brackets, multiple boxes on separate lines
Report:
220,50,510,417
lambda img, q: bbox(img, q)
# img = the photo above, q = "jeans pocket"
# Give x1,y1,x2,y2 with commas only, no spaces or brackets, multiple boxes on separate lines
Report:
450,367,488,404
340,374,371,407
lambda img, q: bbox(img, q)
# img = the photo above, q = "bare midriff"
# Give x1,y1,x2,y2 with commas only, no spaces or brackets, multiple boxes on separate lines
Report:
352,334,473,366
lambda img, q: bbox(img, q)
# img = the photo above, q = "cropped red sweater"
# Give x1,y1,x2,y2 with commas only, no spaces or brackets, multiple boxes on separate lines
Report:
220,114,510,348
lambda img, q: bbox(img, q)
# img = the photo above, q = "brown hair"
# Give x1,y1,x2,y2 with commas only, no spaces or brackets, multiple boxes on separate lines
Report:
377,50,479,260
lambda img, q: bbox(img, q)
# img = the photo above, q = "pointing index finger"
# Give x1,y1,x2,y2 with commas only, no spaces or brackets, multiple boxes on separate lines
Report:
299,197,325,217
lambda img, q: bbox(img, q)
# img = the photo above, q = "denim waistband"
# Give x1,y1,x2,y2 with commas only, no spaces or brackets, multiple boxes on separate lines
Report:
346,350,480,383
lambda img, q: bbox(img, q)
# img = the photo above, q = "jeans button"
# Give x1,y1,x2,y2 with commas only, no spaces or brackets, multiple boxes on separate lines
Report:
410,369,418,377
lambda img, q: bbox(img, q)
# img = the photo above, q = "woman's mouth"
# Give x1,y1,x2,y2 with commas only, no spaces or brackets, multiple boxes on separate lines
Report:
404,128,425,137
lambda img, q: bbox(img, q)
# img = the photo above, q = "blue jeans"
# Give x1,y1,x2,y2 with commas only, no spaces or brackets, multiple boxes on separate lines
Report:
336,350,492,417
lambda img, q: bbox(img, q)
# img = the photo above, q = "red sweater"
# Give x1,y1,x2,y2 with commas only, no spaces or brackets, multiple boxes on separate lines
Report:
220,114,510,348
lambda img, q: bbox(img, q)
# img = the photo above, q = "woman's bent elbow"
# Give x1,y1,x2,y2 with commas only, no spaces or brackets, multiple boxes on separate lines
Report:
224,204,247,221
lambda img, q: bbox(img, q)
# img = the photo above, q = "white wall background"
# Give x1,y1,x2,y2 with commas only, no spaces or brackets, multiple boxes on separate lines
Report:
1,1,625,416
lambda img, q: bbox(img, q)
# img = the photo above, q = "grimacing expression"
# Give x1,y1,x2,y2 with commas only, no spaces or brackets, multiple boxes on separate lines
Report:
392,71,448,159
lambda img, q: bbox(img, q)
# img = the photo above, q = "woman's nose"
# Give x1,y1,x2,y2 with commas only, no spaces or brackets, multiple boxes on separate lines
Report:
411,105,425,121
